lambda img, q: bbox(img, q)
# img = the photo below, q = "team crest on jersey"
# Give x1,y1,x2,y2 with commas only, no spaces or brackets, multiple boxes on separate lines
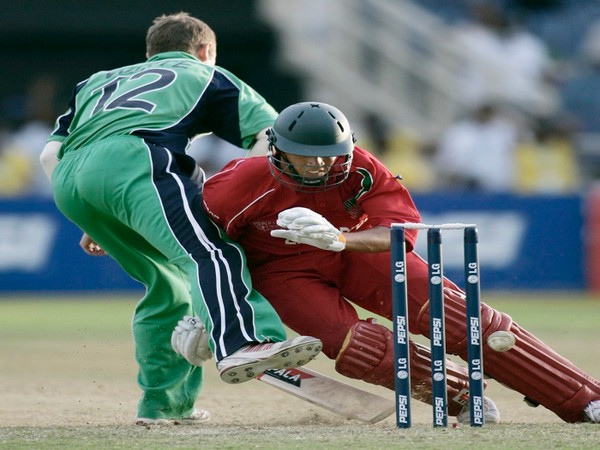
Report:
343,200,363,218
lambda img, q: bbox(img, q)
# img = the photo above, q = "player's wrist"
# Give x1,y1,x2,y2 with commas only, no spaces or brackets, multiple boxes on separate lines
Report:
328,232,346,252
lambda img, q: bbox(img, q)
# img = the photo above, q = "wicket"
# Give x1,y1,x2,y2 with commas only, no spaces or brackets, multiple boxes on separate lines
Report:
391,223,484,428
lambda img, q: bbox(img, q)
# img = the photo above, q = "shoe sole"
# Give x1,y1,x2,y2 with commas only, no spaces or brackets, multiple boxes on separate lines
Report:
219,340,322,384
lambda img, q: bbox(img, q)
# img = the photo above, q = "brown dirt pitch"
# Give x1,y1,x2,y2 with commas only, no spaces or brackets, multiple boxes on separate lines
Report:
0,294,599,449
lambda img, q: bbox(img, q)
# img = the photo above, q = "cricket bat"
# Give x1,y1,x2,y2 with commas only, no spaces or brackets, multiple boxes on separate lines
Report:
256,366,395,423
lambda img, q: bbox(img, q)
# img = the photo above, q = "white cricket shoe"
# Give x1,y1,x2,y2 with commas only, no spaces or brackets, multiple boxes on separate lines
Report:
217,336,322,384
583,399,600,423
456,396,501,424
136,408,211,426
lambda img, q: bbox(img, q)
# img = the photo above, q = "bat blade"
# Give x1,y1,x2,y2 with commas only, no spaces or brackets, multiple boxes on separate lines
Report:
256,366,395,423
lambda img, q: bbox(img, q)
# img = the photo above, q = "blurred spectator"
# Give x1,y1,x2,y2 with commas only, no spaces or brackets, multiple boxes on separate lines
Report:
0,75,59,197
433,102,520,192
451,1,559,117
362,112,391,157
558,18,600,185
559,20,600,134
377,134,438,192
0,123,32,196
514,116,581,193
360,112,437,191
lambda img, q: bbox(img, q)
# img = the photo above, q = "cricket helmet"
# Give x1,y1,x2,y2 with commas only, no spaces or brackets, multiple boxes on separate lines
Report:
267,102,355,191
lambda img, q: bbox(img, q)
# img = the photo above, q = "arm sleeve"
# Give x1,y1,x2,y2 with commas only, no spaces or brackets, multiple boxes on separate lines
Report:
355,150,421,251
203,68,277,149
47,79,88,144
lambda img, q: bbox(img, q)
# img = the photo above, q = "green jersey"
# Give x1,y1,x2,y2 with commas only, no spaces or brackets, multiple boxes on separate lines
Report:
49,51,277,157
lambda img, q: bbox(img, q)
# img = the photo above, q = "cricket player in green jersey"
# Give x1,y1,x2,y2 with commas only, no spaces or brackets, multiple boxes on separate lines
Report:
40,12,321,425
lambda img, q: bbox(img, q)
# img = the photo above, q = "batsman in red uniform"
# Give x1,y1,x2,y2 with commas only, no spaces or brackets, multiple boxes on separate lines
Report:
201,102,600,423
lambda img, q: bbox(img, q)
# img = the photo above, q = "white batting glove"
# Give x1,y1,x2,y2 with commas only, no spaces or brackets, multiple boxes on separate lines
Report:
272,207,346,252
171,315,213,366
275,207,322,229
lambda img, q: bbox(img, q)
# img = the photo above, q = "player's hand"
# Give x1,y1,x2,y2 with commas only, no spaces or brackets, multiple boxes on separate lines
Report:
79,233,107,256
171,315,213,366
276,207,340,236
275,207,322,229
272,208,346,251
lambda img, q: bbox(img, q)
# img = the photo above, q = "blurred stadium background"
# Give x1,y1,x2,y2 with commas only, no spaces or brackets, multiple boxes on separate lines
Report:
2,0,600,295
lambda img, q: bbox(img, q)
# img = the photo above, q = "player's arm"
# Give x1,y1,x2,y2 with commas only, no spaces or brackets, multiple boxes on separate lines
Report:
341,226,390,252
245,127,270,158
40,83,82,180
40,141,108,257
40,141,62,180
271,207,391,253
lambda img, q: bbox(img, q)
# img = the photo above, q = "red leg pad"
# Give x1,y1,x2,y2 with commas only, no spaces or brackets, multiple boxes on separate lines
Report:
416,288,600,422
335,320,483,416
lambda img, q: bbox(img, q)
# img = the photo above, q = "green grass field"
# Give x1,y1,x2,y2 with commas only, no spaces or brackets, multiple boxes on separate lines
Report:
0,292,599,449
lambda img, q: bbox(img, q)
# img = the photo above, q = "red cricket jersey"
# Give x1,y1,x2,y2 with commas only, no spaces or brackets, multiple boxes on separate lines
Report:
202,146,420,268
